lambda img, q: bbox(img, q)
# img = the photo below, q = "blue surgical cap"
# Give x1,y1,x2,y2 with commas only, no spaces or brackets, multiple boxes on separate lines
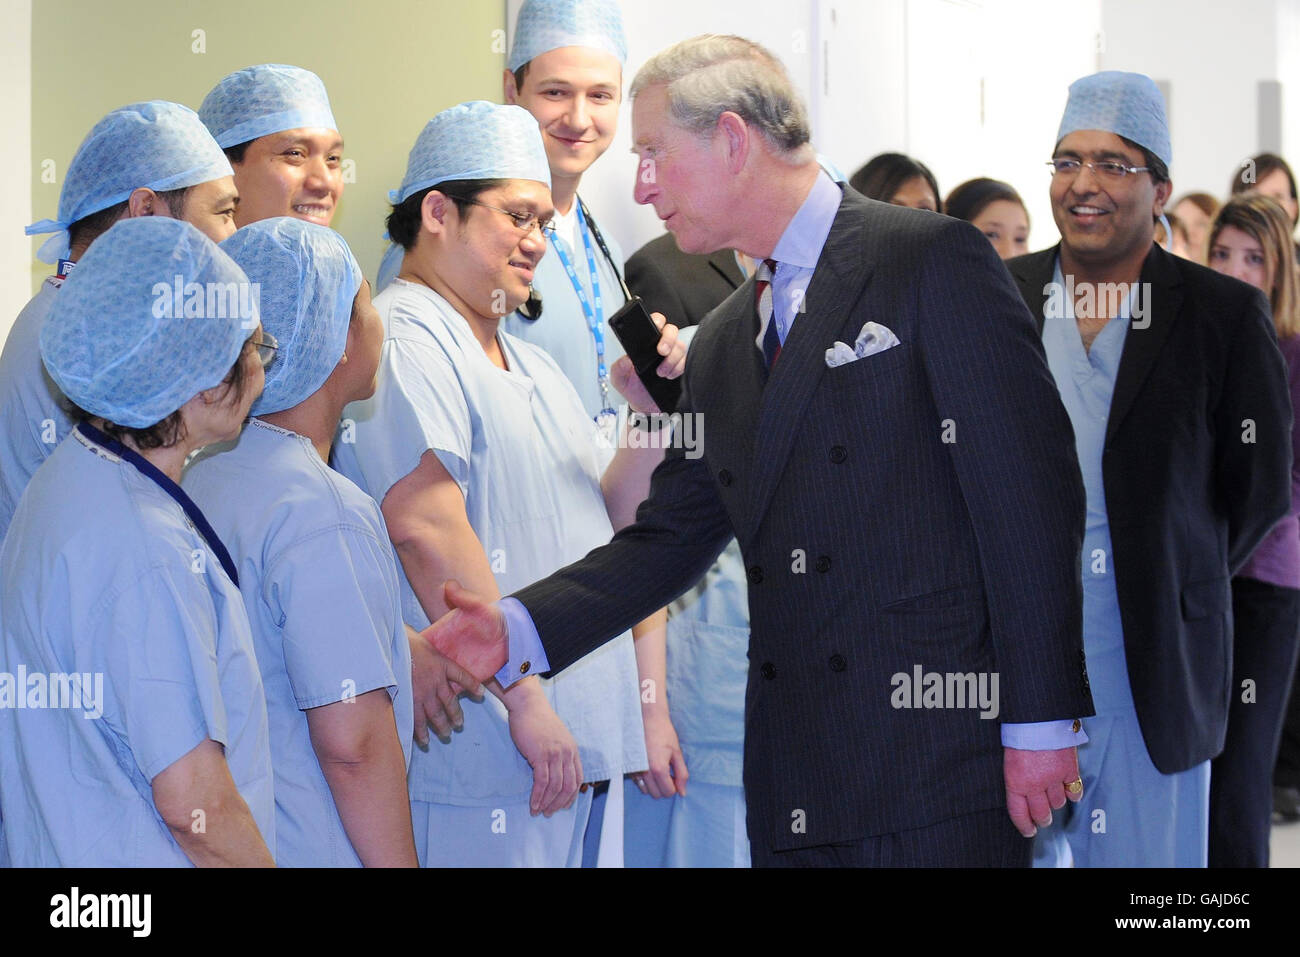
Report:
25,101,232,265
41,218,256,429
508,0,627,72
1057,71,1172,168
390,101,551,205
221,217,363,416
199,63,338,149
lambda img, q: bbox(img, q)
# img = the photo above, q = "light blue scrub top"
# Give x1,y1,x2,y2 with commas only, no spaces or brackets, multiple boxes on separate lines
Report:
378,200,627,421
0,427,274,866
184,418,414,866
333,279,646,806
501,200,628,420
1041,259,1134,715
0,279,68,542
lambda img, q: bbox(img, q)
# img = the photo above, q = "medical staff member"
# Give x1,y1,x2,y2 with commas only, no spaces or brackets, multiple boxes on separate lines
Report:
186,219,426,867
333,101,682,866
503,0,692,857
377,1,630,417
0,101,238,542
200,64,344,228
0,217,274,866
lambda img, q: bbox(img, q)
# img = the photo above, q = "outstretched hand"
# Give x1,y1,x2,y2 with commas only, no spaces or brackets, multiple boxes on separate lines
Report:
424,580,510,683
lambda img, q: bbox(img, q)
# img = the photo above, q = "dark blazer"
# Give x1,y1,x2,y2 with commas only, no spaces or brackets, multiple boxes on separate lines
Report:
625,232,745,328
514,190,1094,852
1006,244,1293,773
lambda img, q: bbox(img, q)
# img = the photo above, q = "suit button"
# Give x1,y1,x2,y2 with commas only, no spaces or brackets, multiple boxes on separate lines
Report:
718,469,733,487
829,654,846,672
815,555,831,573
747,565,764,585
760,662,776,680
1072,719,1081,733
829,445,847,464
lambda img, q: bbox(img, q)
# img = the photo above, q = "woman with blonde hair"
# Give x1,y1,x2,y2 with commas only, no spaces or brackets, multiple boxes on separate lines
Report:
1206,193,1300,866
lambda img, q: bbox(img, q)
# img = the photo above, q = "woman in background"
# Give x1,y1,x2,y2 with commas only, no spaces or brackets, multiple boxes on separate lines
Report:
1205,193,1300,866
850,152,940,212
943,177,1029,260
1230,153,1299,263
1170,192,1220,265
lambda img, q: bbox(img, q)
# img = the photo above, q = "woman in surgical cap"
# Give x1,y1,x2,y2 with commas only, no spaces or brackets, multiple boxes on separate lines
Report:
200,64,344,227
185,218,455,867
0,217,275,866
333,100,685,867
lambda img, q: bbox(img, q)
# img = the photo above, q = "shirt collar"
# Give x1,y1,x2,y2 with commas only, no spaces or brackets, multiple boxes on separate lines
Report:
770,170,842,270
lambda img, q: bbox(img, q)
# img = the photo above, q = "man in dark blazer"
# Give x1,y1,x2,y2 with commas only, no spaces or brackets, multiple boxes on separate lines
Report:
1006,71,1292,867
625,232,746,329
429,34,1094,866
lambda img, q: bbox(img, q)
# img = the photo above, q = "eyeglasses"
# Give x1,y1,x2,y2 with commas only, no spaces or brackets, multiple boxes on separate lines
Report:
444,195,555,236
250,331,278,369
1047,158,1151,180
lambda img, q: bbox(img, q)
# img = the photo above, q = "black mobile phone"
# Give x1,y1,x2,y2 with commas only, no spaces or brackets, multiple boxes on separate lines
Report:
608,296,681,414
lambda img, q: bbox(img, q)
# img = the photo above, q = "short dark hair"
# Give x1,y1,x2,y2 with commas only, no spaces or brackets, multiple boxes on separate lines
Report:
223,141,251,164
849,152,940,208
66,185,196,251
943,177,1026,223
384,178,508,251
64,334,255,450
1230,152,1298,200
512,63,529,92
1118,136,1169,185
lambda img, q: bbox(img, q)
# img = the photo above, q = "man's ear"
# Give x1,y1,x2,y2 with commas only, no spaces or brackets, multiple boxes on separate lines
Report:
503,68,520,104
421,191,450,237
716,111,749,173
1153,178,1174,217
126,187,163,219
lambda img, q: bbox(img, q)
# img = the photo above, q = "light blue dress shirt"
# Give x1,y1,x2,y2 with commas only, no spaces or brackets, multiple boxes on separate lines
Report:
184,418,414,866
499,171,1082,750
0,428,274,865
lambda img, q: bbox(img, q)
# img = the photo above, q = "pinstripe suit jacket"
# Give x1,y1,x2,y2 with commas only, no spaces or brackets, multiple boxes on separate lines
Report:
513,189,1095,852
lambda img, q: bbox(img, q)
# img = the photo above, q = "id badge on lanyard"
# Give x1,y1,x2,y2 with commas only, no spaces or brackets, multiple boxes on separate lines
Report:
551,206,619,443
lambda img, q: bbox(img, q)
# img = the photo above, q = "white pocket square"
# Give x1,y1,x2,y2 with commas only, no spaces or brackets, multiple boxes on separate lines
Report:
824,322,901,367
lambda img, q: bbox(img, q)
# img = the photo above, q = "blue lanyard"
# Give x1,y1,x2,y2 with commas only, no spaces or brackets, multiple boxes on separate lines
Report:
75,422,241,588
549,205,614,417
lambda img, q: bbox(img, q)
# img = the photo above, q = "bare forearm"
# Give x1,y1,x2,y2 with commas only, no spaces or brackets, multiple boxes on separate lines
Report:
155,740,274,867
632,608,669,715
602,421,667,530
309,693,417,867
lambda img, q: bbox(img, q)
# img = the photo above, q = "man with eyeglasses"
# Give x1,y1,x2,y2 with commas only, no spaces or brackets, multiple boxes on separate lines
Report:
1006,71,1292,867
332,101,684,867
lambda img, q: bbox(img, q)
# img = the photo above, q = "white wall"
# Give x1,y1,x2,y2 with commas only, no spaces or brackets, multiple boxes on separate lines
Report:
1100,0,1284,200
585,0,1106,257
0,0,32,344
1280,0,1300,168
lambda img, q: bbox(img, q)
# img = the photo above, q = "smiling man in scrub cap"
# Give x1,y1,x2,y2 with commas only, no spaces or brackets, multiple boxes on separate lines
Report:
333,100,684,866
200,63,344,228
1005,71,1292,867
0,100,238,543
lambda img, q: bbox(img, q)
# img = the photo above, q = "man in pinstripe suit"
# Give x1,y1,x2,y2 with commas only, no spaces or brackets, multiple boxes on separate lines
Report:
429,34,1095,866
